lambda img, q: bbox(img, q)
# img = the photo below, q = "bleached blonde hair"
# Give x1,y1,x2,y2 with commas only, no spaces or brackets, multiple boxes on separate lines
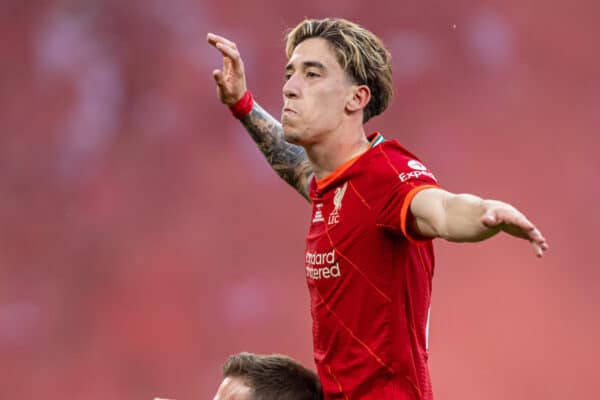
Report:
286,18,393,122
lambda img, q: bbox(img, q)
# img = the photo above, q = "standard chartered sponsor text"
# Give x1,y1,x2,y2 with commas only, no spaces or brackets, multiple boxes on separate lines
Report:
305,249,341,280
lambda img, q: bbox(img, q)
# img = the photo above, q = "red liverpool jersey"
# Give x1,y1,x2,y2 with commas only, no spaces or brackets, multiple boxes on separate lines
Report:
305,132,439,400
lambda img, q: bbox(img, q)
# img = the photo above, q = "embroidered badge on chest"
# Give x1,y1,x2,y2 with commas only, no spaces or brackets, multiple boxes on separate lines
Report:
312,203,325,223
328,182,348,225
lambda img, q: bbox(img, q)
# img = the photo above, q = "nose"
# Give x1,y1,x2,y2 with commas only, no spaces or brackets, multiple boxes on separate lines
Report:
282,74,300,99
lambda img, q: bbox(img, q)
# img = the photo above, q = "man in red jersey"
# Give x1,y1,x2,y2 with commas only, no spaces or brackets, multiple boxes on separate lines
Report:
207,18,548,400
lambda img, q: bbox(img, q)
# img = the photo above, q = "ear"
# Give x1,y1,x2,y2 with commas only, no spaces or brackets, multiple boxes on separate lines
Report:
345,85,371,114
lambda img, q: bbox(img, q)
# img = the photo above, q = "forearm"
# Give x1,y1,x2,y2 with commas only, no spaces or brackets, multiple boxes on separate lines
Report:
239,101,312,201
441,194,501,242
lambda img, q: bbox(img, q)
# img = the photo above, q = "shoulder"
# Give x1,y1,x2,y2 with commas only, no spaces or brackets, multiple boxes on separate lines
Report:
360,140,430,176
378,139,425,163
350,140,439,199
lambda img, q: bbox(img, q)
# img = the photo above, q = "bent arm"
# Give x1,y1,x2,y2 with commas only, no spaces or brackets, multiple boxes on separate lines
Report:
409,188,549,257
207,32,312,201
240,101,312,201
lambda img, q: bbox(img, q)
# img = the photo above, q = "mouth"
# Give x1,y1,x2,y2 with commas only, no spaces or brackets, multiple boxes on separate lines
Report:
282,107,296,114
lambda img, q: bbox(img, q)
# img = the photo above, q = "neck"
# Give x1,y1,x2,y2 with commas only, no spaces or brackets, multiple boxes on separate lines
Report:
305,125,370,180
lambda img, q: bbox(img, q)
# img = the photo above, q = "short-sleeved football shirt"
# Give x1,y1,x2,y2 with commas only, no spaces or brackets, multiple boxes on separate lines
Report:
305,132,439,399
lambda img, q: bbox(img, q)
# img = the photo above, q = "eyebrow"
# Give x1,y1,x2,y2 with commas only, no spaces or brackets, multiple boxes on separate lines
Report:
285,60,327,72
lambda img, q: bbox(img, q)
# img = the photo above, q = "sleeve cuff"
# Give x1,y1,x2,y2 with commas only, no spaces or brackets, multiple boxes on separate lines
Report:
400,184,439,244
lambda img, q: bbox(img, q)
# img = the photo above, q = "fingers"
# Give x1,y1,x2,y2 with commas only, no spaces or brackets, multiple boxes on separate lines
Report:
516,221,549,257
207,33,242,63
214,42,242,69
207,33,247,105
531,227,549,255
531,241,543,257
528,227,545,244
508,215,547,248
212,69,223,84
207,32,238,49
531,237,549,258
482,205,549,257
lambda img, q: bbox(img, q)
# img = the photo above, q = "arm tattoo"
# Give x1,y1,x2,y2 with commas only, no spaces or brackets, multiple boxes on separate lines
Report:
240,101,313,201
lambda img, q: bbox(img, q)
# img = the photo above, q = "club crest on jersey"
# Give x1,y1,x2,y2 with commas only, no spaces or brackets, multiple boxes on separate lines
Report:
328,182,348,225
312,203,325,223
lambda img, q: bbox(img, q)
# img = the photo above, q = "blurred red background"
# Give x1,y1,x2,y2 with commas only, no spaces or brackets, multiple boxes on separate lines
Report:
1,0,598,399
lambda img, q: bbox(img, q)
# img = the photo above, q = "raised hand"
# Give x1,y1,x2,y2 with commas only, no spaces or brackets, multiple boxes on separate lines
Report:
207,33,247,105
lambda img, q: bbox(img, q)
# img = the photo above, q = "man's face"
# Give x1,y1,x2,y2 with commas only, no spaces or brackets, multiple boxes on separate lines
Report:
281,37,355,145
213,376,252,400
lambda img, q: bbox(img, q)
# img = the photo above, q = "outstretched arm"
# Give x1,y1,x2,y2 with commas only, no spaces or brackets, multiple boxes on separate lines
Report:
207,33,312,201
409,188,549,257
